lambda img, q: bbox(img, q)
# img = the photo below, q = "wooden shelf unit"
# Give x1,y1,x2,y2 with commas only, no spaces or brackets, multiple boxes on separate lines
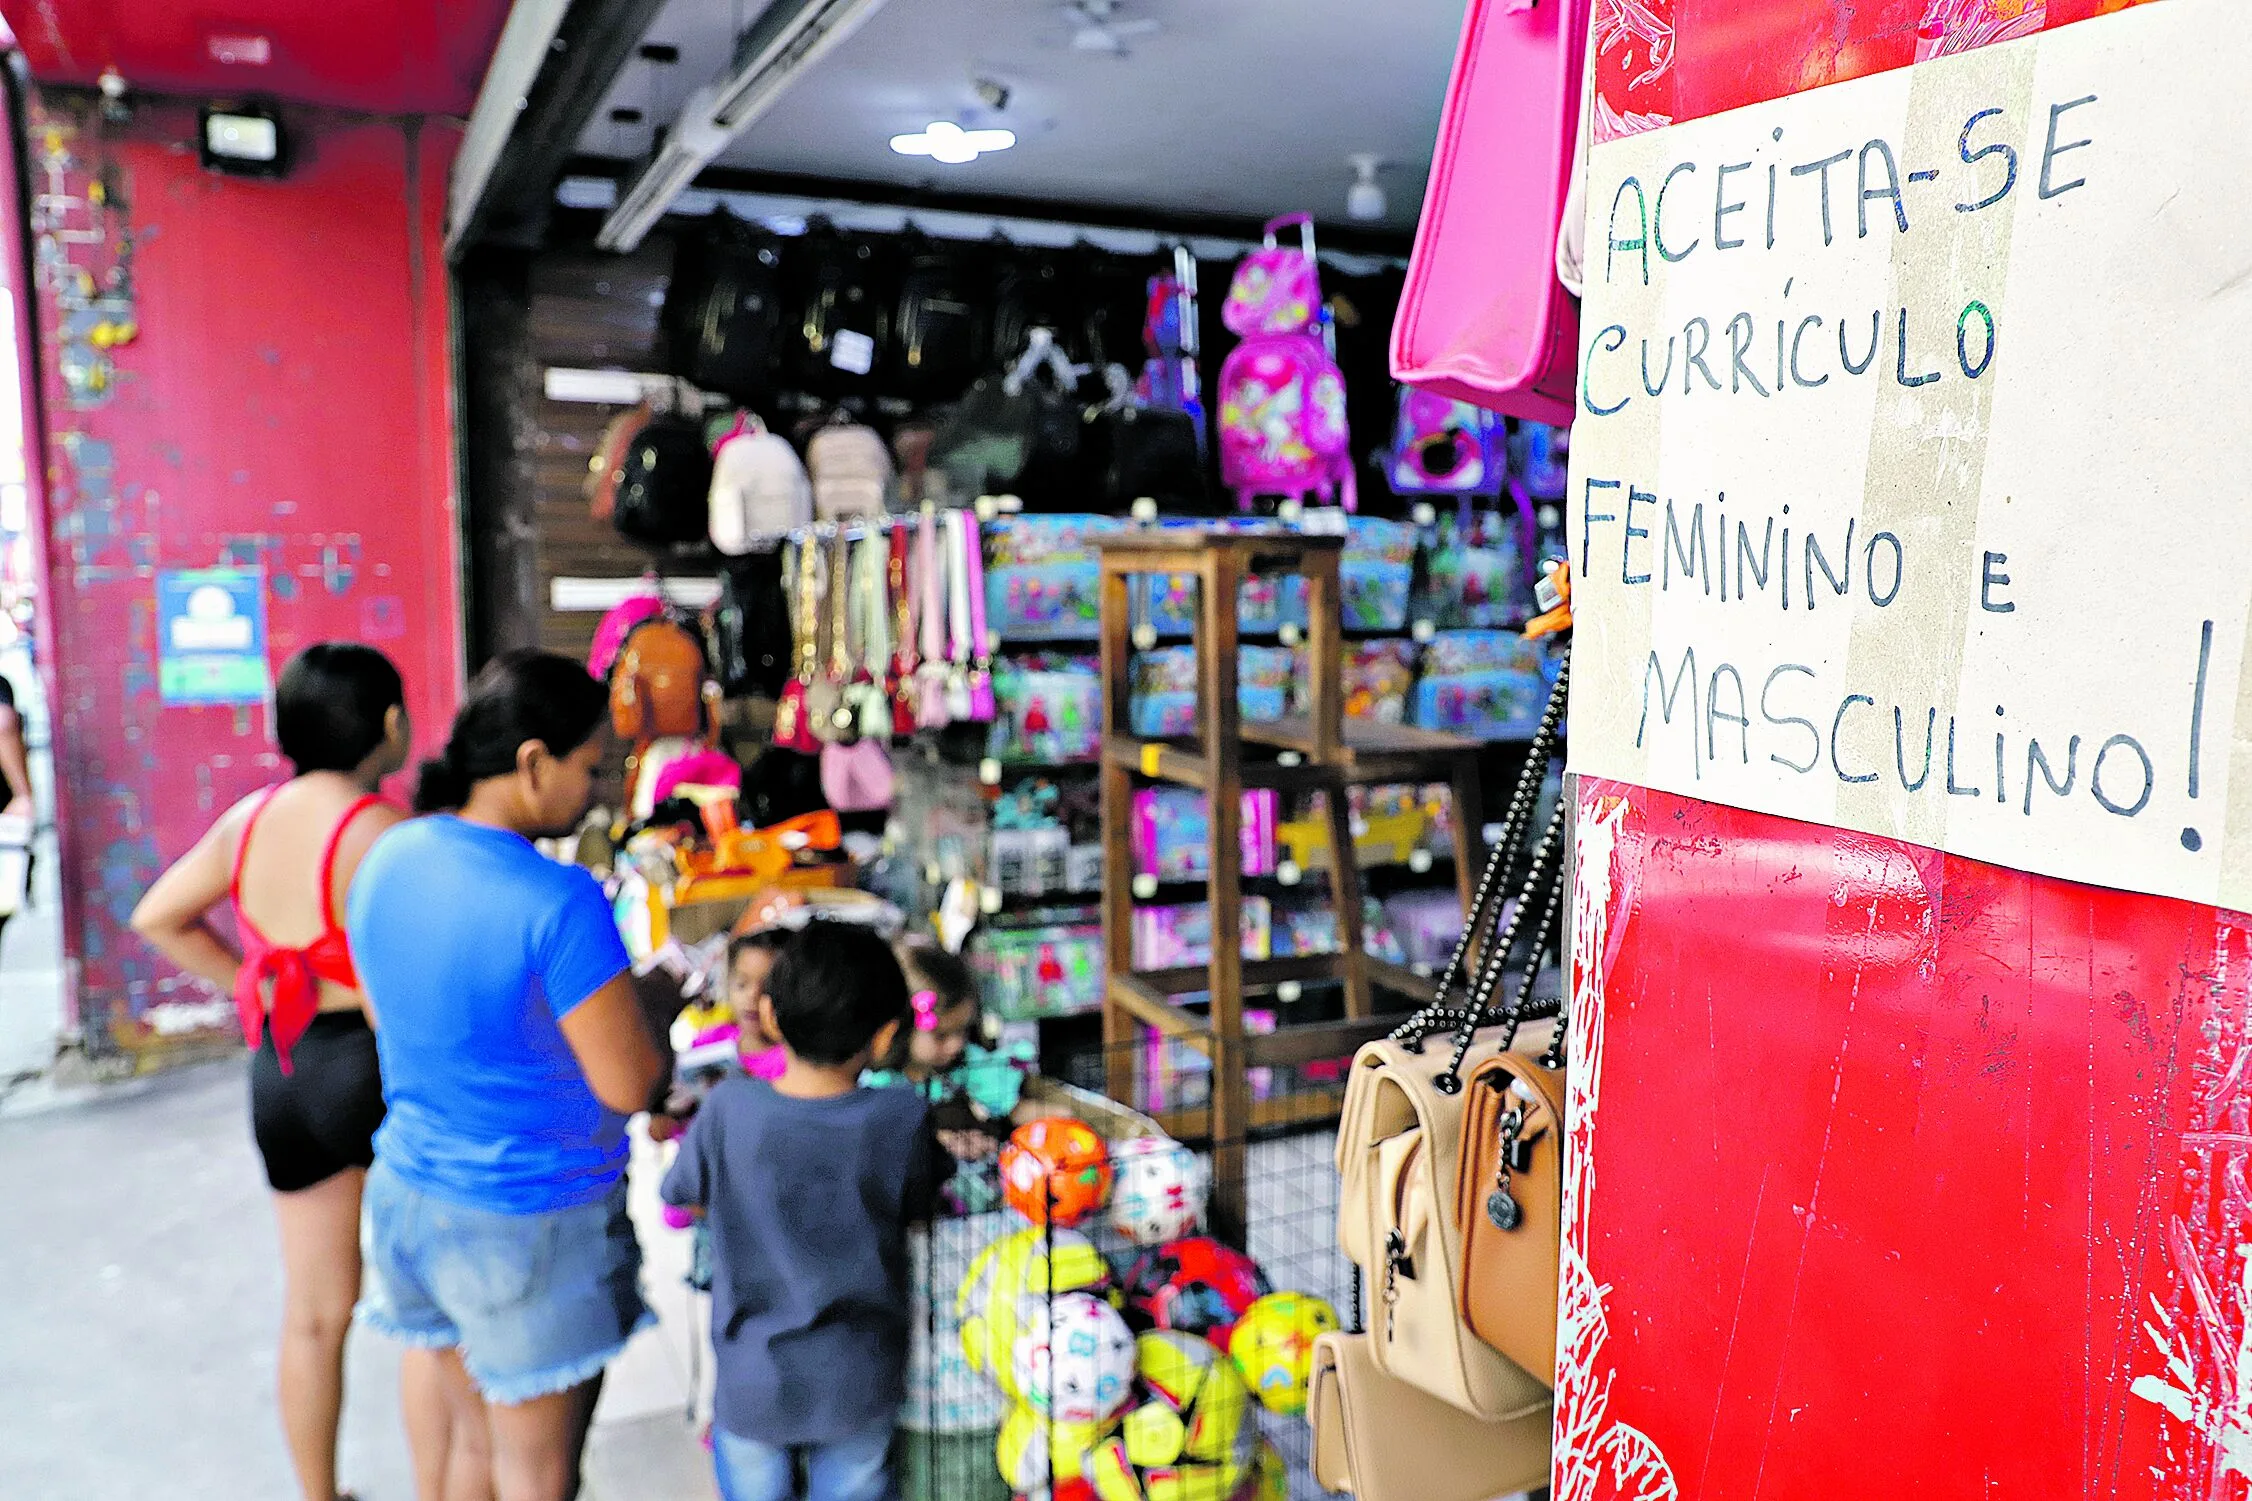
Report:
1096,529,1486,1241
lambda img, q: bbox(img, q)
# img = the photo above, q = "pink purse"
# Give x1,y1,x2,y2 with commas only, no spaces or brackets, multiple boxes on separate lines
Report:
962,511,996,722
1391,0,1590,424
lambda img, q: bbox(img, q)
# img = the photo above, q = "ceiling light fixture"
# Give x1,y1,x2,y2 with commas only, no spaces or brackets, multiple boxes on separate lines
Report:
1347,153,1387,223
889,120,1016,165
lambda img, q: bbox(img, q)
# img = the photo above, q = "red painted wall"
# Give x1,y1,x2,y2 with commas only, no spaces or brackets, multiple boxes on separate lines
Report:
19,91,462,1055
1560,781,2225,1498
3,0,514,115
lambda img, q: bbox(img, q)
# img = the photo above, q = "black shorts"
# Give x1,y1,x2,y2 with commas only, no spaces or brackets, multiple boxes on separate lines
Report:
249,1010,386,1193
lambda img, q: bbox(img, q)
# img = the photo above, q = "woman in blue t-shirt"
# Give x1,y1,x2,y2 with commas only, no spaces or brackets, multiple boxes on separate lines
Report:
348,651,665,1501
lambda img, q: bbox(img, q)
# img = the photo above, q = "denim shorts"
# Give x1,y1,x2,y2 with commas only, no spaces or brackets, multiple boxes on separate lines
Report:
358,1159,655,1404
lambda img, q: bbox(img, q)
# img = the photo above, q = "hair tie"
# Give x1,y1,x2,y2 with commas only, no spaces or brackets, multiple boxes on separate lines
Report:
911,990,939,1032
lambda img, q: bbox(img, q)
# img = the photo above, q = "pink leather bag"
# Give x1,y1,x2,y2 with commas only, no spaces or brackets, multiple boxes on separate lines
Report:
1391,0,1591,426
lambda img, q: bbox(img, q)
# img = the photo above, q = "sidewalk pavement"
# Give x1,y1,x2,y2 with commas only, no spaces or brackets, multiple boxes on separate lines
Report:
0,1057,718,1500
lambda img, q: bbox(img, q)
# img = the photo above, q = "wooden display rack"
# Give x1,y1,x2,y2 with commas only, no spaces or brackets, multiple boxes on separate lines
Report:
1095,529,1486,1239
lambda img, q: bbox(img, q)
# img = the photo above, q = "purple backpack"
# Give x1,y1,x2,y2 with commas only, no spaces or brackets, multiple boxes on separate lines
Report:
1217,216,1355,512
1385,388,1505,497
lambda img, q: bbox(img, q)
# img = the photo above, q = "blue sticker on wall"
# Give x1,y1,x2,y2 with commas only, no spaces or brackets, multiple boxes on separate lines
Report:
157,567,268,706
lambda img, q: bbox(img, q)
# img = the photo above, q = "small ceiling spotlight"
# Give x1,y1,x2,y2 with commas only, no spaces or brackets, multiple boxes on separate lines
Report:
1347,154,1388,223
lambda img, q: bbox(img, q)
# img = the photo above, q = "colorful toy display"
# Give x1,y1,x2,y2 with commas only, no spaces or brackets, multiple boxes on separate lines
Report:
1085,1330,1260,1501
984,515,1125,641
1227,1291,1341,1416
1130,788,1277,883
1012,1292,1139,1424
1412,629,1557,739
975,917,1105,1021
1108,1137,1208,1246
1122,1238,1273,1348
1000,1118,1115,1227
989,655,1104,763
1129,646,1294,738
957,1226,1116,1397
1130,899,1273,971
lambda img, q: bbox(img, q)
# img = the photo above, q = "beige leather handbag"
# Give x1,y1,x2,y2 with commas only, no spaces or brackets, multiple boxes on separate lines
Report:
1336,1023,1552,1423
1309,1332,1552,1501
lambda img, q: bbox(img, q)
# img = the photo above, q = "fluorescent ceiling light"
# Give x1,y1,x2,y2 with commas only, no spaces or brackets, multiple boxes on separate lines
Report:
596,0,893,253
889,121,1015,164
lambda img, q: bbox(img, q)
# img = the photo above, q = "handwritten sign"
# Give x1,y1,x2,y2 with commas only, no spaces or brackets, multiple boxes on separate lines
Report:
1565,0,2252,911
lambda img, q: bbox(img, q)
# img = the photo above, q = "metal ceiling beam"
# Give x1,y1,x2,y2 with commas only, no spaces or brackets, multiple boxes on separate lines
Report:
594,0,893,254
448,0,672,257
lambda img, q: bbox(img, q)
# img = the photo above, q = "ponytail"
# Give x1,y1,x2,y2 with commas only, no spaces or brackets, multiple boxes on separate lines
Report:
415,651,609,814
413,745,470,814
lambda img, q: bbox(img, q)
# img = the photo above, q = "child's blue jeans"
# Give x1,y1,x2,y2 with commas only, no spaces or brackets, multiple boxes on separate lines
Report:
713,1419,897,1501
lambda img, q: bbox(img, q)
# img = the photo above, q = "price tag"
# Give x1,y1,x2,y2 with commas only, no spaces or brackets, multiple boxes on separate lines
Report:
830,329,876,375
1277,981,1304,1004
1408,848,1434,874
1277,751,1303,768
1412,961,1434,978
1132,874,1159,900
1278,623,1303,646
1131,497,1160,521
1277,860,1302,887
1133,623,1158,651
979,758,1002,786
997,494,1023,513
1278,498,1304,524
1412,619,1436,643
1140,743,1164,777
975,495,999,522
1411,502,1437,527
980,885,1003,915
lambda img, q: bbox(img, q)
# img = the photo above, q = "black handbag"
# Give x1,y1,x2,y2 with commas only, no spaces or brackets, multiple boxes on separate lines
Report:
929,367,1088,506
611,413,715,548
1104,403,1207,511
991,246,1087,369
712,550,792,698
664,209,790,400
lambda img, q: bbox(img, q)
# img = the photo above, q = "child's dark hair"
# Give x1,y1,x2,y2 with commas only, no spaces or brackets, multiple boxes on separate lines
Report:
765,920,910,1068
728,927,792,970
415,650,609,813
276,644,405,776
897,939,981,1019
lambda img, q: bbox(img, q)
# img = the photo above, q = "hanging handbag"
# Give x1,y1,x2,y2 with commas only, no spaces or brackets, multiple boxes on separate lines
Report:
1452,654,1574,1386
848,532,894,740
915,503,953,730
772,538,823,753
888,522,919,737
942,509,976,723
1308,1332,1552,1501
1334,654,1572,1422
960,510,996,722
806,529,854,744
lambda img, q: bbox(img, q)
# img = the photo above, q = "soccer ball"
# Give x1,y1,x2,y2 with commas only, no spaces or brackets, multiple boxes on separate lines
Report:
997,1404,1115,1495
1122,1238,1272,1348
1001,1117,1115,1227
1227,1291,1340,1416
1013,1292,1138,1425
1108,1137,1207,1245
1084,1330,1259,1501
958,1227,1115,1401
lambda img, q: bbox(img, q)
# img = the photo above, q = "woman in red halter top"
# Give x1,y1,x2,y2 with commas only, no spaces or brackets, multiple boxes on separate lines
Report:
132,644,420,1501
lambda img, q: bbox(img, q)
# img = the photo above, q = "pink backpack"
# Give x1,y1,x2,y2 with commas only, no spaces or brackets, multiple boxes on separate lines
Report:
1217,215,1355,512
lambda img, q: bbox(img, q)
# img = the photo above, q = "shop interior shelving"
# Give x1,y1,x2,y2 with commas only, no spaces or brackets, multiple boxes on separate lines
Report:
1093,528,1486,1240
